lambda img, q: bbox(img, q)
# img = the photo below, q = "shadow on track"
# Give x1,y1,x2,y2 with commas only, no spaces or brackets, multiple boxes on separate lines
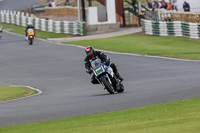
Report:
89,92,127,97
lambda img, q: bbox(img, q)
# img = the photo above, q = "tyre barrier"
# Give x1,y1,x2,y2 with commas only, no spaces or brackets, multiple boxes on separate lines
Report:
0,10,86,36
141,19,200,39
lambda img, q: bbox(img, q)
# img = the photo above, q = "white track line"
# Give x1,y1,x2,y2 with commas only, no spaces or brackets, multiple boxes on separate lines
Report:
4,30,200,63
0,85,42,104
57,43,200,63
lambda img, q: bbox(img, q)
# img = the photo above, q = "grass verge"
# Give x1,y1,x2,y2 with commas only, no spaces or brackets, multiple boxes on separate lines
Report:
65,33,200,60
1,97,200,133
0,86,37,102
1,23,75,39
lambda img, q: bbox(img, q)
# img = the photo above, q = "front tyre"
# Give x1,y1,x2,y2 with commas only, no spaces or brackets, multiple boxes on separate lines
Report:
101,77,114,94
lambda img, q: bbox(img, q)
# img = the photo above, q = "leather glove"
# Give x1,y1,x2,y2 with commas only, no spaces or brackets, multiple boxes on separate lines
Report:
86,69,92,74
104,59,110,66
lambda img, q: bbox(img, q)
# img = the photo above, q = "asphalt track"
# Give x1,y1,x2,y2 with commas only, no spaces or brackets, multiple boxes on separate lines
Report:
1,1,200,128
0,0,37,10
1,31,200,127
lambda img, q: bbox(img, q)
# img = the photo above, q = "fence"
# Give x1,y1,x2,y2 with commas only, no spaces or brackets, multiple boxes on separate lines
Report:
141,19,200,39
146,10,200,23
145,11,160,21
160,12,200,23
0,10,86,36
45,6,79,16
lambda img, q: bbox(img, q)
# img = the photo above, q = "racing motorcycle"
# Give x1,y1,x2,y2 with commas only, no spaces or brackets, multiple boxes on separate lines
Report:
91,58,124,94
26,28,35,45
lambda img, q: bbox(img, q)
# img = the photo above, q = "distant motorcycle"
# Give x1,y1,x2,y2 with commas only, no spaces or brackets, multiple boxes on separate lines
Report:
91,58,124,94
0,25,3,40
26,28,35,45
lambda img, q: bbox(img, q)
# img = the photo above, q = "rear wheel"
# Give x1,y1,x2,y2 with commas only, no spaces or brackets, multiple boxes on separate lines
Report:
117,82,124,93
29,39,33,45
101,77,114,94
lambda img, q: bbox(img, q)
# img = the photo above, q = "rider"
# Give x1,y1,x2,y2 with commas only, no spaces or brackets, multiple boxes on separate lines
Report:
25,22,35,39
84,46,123,84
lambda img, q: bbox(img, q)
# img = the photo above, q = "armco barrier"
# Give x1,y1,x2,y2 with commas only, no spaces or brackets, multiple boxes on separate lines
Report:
0,10,86,36
141,19,200,39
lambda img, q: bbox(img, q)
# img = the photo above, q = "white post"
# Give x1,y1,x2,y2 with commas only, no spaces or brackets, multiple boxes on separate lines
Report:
106,0,116,23
138,2,141,14
78,0,81,21
87,7,98,25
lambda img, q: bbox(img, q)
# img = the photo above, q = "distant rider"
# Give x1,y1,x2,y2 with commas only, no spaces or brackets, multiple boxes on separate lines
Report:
25,22,35,40
84,46,123,84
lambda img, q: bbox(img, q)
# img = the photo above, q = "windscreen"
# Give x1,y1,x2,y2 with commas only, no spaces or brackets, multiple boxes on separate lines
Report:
91,58,101,70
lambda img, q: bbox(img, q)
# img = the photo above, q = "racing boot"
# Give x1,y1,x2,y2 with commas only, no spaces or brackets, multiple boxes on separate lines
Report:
25,36,28,41
116,72,124,81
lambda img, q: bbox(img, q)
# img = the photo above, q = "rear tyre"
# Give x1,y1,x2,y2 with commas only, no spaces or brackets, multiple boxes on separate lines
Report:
29,39,33,45
117,83,124,93
101,77,114,94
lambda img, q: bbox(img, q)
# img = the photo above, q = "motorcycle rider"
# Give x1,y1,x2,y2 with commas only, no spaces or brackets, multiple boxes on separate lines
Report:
84,46,123,84
25,22,35,40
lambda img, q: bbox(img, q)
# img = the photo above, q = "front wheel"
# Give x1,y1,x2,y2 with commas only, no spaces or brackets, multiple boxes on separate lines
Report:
101,77,114,94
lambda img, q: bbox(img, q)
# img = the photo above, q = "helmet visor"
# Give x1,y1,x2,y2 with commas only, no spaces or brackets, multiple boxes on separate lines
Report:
86,51,93,57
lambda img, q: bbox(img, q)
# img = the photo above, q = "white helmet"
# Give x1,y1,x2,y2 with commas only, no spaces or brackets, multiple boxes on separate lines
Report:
27,22,33,26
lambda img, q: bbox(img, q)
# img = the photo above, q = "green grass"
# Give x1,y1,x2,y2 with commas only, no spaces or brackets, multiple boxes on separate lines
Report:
71,0,147,7
1,23,74,39
65,33,200,60
71,0,104,7
1,97,200,133
0,86,37,102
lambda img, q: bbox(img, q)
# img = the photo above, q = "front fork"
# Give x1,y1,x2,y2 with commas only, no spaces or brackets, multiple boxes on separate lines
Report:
99,74,112,87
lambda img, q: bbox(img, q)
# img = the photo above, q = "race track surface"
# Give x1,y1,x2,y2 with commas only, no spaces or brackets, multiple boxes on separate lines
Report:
1,0,200,127
0,0,37,10
1,32,200,127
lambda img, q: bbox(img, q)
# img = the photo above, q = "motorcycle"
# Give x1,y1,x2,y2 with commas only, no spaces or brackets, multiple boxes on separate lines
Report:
91,58,124,94
26,28,35,45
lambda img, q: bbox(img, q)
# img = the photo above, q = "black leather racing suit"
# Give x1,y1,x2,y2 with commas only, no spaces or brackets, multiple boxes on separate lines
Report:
84,51,121,84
